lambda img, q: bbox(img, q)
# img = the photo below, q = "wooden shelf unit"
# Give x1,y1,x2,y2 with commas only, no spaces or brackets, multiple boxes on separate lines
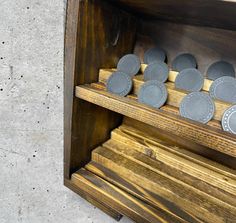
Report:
64,0,236,222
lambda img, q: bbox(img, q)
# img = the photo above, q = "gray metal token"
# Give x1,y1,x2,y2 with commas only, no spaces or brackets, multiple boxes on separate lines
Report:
138,80,168,108
117,54,140,76
222,105,236,134
144,61,169,83
207,61,235,80
175,68,204,92
180,92,215,124
144,47,166,64
209,76,236,104
172,53,197,72
107,71,132,96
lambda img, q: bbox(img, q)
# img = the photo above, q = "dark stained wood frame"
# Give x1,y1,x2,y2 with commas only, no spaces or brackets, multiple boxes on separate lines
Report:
64,0,236,222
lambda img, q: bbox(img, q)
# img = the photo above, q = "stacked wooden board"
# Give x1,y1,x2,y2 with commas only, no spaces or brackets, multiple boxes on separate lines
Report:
71,117,236,222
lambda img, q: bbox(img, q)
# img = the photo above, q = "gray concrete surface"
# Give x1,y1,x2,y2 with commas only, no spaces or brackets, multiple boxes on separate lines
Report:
0,1,132,222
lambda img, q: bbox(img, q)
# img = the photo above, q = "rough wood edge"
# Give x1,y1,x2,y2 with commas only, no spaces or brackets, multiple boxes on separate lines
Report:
75,85,236,157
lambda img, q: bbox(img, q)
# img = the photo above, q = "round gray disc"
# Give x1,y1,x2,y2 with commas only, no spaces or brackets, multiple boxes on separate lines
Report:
222,105,236,134
117,54,140,76
207,61,235,80
138,80,167,108
144,47,166,64
172,53,197,72
107,71,132,96
209,76,236,103
175,68,204,92
144,61,169,83
180,92,215,124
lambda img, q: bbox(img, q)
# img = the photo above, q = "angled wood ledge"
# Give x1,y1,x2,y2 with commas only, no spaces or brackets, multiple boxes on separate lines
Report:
75,85,236,157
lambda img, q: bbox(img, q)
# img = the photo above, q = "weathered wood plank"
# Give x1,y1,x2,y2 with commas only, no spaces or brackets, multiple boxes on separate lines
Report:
92,146,236,223
75,85,236,157
85,161,193,223
107,129,236,205
71,169,180,223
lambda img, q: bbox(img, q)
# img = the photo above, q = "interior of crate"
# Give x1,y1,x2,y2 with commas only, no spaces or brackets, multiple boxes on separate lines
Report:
64,0,236,222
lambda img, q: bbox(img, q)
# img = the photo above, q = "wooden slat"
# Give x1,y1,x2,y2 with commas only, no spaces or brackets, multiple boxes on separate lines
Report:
99,69,231,121
75,85,236,157
85,161,192,223
122,117,236,169
91,82,222,130
91,146,236,223
108,128,236,205
71,169,181,223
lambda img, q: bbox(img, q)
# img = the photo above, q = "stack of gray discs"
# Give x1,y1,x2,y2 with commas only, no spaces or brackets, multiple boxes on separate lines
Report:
207,61,235,80
144,47,166,64
175,68,204,92
180,92,215,124
172,53,197,72
144,61,169,83
138,80,168,108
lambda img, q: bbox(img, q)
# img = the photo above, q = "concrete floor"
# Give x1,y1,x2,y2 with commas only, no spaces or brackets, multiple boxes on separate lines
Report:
0,0,132,222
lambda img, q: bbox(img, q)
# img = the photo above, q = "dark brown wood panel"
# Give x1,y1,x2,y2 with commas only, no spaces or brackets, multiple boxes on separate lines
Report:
64,0,137,178
110,0,236,30
134,20,236,75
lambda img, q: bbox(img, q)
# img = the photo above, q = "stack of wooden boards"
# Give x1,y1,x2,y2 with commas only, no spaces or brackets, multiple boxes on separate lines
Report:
71,117,236,223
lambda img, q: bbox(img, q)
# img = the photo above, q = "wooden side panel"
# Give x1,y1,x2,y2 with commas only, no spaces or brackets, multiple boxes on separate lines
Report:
64,0,137,178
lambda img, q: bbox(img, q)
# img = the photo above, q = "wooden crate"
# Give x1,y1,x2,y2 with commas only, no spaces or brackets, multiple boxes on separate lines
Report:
64,0,236,222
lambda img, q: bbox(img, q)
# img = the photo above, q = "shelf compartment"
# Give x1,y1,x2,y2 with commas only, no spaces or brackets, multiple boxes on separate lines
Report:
75,84,236,157
84,121,236,223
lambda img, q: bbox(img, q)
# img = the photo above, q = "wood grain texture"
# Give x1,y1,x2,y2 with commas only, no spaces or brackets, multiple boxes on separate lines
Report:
64,0,137,178
75,85,236,157
135,20,236,74
98,69,231,121
64,178,123,221
108,127,236,205
109,0,236,30
86,162,192,223
71,169,180,223
122,117,236,170
91,146,236,223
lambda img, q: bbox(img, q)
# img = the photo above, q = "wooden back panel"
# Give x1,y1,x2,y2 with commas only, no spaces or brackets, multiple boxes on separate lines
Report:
135,20,236,76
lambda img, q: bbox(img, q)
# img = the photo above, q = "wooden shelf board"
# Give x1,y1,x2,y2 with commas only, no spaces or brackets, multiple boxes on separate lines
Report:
99,69,231,122
75,84,236,157
91,146,236,223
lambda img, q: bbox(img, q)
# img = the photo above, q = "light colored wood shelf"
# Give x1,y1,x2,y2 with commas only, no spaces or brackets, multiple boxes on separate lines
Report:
75,84,236,157
99,69,231,121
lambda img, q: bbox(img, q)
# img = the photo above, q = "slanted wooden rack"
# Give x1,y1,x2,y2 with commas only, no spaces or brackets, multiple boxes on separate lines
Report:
64,1,236,222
